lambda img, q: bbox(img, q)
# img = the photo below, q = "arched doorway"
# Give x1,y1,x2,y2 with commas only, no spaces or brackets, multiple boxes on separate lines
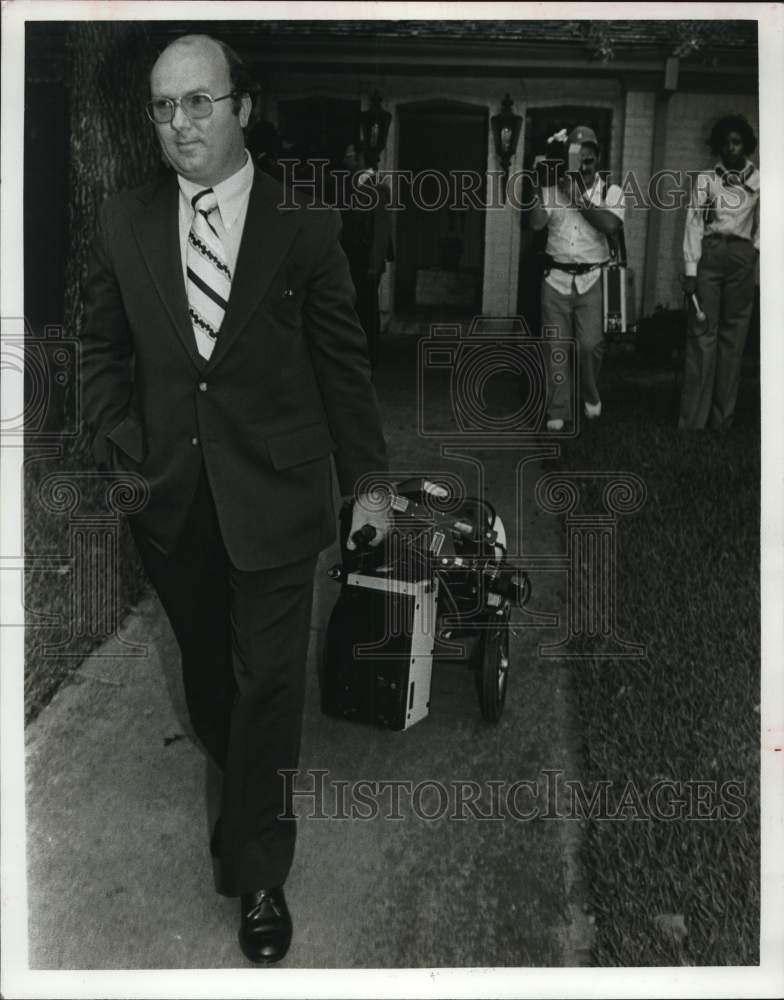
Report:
395,101,488,318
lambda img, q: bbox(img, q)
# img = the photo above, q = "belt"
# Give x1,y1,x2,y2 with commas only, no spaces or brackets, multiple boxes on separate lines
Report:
704,232,751,244
543,257,606,276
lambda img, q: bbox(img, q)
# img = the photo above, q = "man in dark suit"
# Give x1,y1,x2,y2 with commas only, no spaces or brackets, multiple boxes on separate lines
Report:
339,141,394,370
80,34,389,965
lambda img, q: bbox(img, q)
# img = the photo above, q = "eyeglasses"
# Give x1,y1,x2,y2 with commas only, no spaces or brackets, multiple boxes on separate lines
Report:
145,91,236,125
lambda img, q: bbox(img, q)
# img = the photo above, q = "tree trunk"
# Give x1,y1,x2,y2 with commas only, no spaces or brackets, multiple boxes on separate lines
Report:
64,21,160,344
25,24,161,722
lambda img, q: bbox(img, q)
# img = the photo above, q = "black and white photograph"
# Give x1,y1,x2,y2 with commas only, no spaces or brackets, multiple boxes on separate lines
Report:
1,2,782,997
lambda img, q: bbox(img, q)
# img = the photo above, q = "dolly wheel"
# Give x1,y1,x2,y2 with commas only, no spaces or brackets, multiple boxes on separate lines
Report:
476,608,510,722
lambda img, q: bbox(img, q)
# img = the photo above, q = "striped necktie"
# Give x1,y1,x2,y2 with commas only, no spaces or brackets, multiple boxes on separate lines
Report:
186,188,232,360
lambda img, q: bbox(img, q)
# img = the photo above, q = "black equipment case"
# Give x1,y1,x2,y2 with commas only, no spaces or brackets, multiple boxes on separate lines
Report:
603,226,635,338
320,479,529,730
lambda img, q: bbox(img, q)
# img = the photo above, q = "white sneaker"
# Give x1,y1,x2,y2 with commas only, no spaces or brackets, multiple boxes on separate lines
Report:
584,400,602,420
546,418,564,432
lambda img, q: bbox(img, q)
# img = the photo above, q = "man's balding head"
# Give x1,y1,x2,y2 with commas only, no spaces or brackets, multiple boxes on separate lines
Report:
148,34,252,187
153,35,257,120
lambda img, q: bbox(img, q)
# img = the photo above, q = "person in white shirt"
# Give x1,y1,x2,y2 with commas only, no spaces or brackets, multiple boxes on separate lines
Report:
680,115,760,430
529,125,625,431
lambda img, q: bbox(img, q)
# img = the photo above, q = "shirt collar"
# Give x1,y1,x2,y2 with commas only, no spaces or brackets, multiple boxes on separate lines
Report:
714,159,759,191
741,162,760,191
178,149,254,230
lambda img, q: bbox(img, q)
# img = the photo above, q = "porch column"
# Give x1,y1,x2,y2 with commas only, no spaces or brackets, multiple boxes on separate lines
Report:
641,57,679,317
482,188,521,317
481,114,523,317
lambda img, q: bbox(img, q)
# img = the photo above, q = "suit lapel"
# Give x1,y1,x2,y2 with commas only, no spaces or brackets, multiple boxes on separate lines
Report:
131,174,204,371
204,169,299,371
131,168,299,372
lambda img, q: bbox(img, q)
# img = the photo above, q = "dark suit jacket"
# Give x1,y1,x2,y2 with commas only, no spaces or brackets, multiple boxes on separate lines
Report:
340,176,394,283
81,167,387,571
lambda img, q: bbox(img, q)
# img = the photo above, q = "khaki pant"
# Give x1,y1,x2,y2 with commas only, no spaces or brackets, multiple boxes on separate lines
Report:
541,277,604,422
679,235,757,430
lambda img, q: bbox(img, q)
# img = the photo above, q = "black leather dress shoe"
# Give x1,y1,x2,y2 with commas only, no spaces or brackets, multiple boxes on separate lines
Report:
239,886,292,964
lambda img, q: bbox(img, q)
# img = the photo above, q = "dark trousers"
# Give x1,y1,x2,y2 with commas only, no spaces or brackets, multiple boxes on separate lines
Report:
679,234,757,430
130,468,316,896
352,271,381,370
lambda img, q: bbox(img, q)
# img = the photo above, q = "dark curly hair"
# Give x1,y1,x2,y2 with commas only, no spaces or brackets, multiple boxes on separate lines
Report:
709,115,757,156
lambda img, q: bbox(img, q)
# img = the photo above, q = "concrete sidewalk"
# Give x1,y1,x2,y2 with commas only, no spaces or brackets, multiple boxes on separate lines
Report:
24,334,591,970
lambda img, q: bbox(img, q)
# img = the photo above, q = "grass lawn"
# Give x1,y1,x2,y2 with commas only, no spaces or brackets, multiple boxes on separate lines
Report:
560,347,760,965
21,327,761,966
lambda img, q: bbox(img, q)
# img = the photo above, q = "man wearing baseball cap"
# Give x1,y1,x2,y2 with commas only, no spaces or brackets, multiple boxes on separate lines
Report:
529,124,625,430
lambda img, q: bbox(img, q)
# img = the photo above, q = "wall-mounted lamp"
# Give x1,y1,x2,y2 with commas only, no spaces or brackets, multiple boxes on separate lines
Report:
491,94,523,201
361,91,392,156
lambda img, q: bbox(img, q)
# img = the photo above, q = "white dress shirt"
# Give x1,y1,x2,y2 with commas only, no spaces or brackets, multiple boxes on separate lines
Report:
177,149,255,284
539,176,625,295
683,160,760,276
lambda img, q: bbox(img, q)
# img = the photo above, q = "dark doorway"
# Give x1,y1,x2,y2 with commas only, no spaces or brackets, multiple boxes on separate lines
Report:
277,97,361,168
395,102,487,315
516,106,612,331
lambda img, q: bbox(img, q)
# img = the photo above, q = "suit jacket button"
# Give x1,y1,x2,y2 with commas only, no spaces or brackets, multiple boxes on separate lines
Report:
199,381,208,392
191,436,199,446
